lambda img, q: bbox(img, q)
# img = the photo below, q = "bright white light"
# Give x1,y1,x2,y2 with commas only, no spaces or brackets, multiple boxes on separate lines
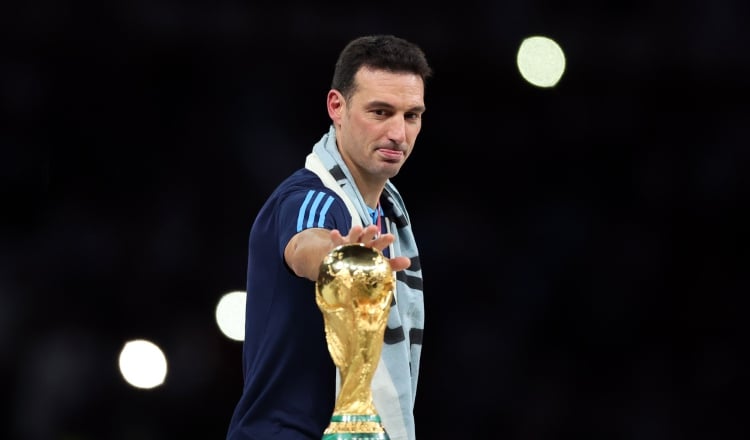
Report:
118,339,168,389
216,290,246,341
517,35,566,88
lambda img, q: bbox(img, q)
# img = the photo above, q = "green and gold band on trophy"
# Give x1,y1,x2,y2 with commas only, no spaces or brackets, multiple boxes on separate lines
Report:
316,244,394,440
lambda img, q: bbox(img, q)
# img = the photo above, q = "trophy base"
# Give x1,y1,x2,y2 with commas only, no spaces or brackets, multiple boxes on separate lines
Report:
322,435,389,440
322,414,390,440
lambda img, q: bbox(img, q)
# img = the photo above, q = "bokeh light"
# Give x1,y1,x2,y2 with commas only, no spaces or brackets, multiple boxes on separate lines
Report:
216,290,246,341
516,35,566,88
118,339,168,389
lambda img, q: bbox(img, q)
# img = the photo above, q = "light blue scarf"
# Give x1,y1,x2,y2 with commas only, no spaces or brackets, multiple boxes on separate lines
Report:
305,125,425,440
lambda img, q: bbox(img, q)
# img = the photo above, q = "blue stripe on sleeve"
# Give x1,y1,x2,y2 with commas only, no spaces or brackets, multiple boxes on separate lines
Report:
306,192,326,228
317,195,335,227
297,190,316,232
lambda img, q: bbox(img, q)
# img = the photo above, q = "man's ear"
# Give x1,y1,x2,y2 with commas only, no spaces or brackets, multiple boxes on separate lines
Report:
327,89,345,124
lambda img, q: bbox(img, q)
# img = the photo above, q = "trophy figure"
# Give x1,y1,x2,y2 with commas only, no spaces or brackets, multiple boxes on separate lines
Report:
316,243,394,440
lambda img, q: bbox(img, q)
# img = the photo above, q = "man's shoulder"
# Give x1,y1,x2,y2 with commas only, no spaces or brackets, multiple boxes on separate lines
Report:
272,168,327,195
270,168,342,203
261,167,352,228
281,168,323,187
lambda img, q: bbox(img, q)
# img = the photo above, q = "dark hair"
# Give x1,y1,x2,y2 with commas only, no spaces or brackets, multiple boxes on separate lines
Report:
331,35,432,100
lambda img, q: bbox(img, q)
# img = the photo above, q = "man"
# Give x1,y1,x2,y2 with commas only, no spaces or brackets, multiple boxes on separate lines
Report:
226,34,432,440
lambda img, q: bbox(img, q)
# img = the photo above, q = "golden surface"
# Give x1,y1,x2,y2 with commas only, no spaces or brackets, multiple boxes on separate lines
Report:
316,244,394,431
324,420,385,434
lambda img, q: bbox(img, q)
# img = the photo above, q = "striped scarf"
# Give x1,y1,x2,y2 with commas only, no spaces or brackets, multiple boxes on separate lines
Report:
305,124,425,440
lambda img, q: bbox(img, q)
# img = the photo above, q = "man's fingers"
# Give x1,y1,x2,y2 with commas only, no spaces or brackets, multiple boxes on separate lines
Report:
388,256,411,272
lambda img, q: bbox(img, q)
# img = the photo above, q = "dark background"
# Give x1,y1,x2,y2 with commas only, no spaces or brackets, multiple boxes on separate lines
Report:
2,1,749,439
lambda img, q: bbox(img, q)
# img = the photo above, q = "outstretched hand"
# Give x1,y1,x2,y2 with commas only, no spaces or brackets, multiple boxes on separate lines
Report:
329,225,411,272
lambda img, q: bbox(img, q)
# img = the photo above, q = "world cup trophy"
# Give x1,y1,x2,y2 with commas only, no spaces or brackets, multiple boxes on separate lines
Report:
316,243,394,440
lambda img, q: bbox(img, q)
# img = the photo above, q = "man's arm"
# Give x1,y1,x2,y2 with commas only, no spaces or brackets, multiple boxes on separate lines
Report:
284,225,411,281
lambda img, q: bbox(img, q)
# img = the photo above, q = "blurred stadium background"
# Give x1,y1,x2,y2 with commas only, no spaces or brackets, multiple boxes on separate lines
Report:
2,1,748,438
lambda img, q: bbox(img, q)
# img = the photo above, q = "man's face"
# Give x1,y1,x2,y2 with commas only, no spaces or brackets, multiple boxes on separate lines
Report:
333,67,426,185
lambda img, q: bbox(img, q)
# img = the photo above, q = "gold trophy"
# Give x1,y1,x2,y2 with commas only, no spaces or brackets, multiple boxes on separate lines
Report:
316,243,394,440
